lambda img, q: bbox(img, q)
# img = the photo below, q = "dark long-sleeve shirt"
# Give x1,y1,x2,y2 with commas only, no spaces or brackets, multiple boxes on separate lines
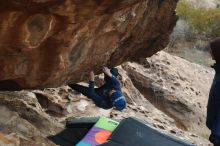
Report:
95,75,121,96
70,75,124,110
207,63,220,133
88,75,122,109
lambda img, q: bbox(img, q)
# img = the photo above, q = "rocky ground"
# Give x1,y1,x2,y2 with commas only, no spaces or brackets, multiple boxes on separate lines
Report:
0,51,215,146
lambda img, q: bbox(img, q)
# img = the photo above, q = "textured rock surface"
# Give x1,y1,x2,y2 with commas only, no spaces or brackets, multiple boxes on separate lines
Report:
122,51,214,138
0,0,177,89
0,91,63,146
0,52,213,145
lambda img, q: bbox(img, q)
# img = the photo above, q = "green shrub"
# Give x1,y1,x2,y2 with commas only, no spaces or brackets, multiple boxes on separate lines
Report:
177,0,220,37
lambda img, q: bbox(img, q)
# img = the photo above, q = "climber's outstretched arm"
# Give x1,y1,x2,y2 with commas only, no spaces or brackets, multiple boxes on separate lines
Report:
102,67,120,87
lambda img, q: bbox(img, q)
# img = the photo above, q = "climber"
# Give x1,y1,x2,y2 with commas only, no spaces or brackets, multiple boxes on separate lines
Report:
69,67,126,111
206,37,220,146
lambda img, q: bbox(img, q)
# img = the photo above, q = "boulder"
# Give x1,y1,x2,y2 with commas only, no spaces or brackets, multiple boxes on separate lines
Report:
0,91,63,146
0,0,177,89
122,51,214,137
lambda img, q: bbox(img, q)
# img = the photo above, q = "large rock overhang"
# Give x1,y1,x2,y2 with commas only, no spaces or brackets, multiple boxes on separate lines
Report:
0,0,178,89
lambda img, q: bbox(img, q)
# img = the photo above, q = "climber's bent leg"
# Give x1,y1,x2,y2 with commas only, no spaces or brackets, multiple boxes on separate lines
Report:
69,84,91,98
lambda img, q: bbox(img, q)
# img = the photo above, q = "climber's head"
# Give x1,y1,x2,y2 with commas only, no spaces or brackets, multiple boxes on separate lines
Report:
110,90,126,111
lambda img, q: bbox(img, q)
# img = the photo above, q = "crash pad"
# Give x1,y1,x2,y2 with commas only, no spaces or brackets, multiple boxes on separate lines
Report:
107,117,194,146
48,117,195,146
76,117,119,146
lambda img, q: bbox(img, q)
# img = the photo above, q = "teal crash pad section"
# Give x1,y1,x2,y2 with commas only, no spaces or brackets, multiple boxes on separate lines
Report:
77,141,91,146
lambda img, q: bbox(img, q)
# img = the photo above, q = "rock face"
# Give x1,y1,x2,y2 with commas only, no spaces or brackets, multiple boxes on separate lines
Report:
0,0,178,89
122,51,214,137
0,51,213,146
0,91,63,146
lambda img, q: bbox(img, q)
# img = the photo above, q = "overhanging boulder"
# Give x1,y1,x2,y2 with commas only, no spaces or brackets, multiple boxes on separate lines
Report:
0,0,178,89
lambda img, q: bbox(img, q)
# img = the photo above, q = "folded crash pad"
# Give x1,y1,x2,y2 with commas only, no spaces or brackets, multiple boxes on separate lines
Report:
106,117,194,146
76,117,119,146
48,117,98,146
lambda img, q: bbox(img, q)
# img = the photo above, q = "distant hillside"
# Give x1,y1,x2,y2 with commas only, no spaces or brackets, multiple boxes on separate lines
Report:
186,0,216,8
165,0,219,66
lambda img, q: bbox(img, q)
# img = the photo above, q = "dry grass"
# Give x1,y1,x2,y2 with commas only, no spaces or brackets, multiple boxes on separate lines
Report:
177,0,220,37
